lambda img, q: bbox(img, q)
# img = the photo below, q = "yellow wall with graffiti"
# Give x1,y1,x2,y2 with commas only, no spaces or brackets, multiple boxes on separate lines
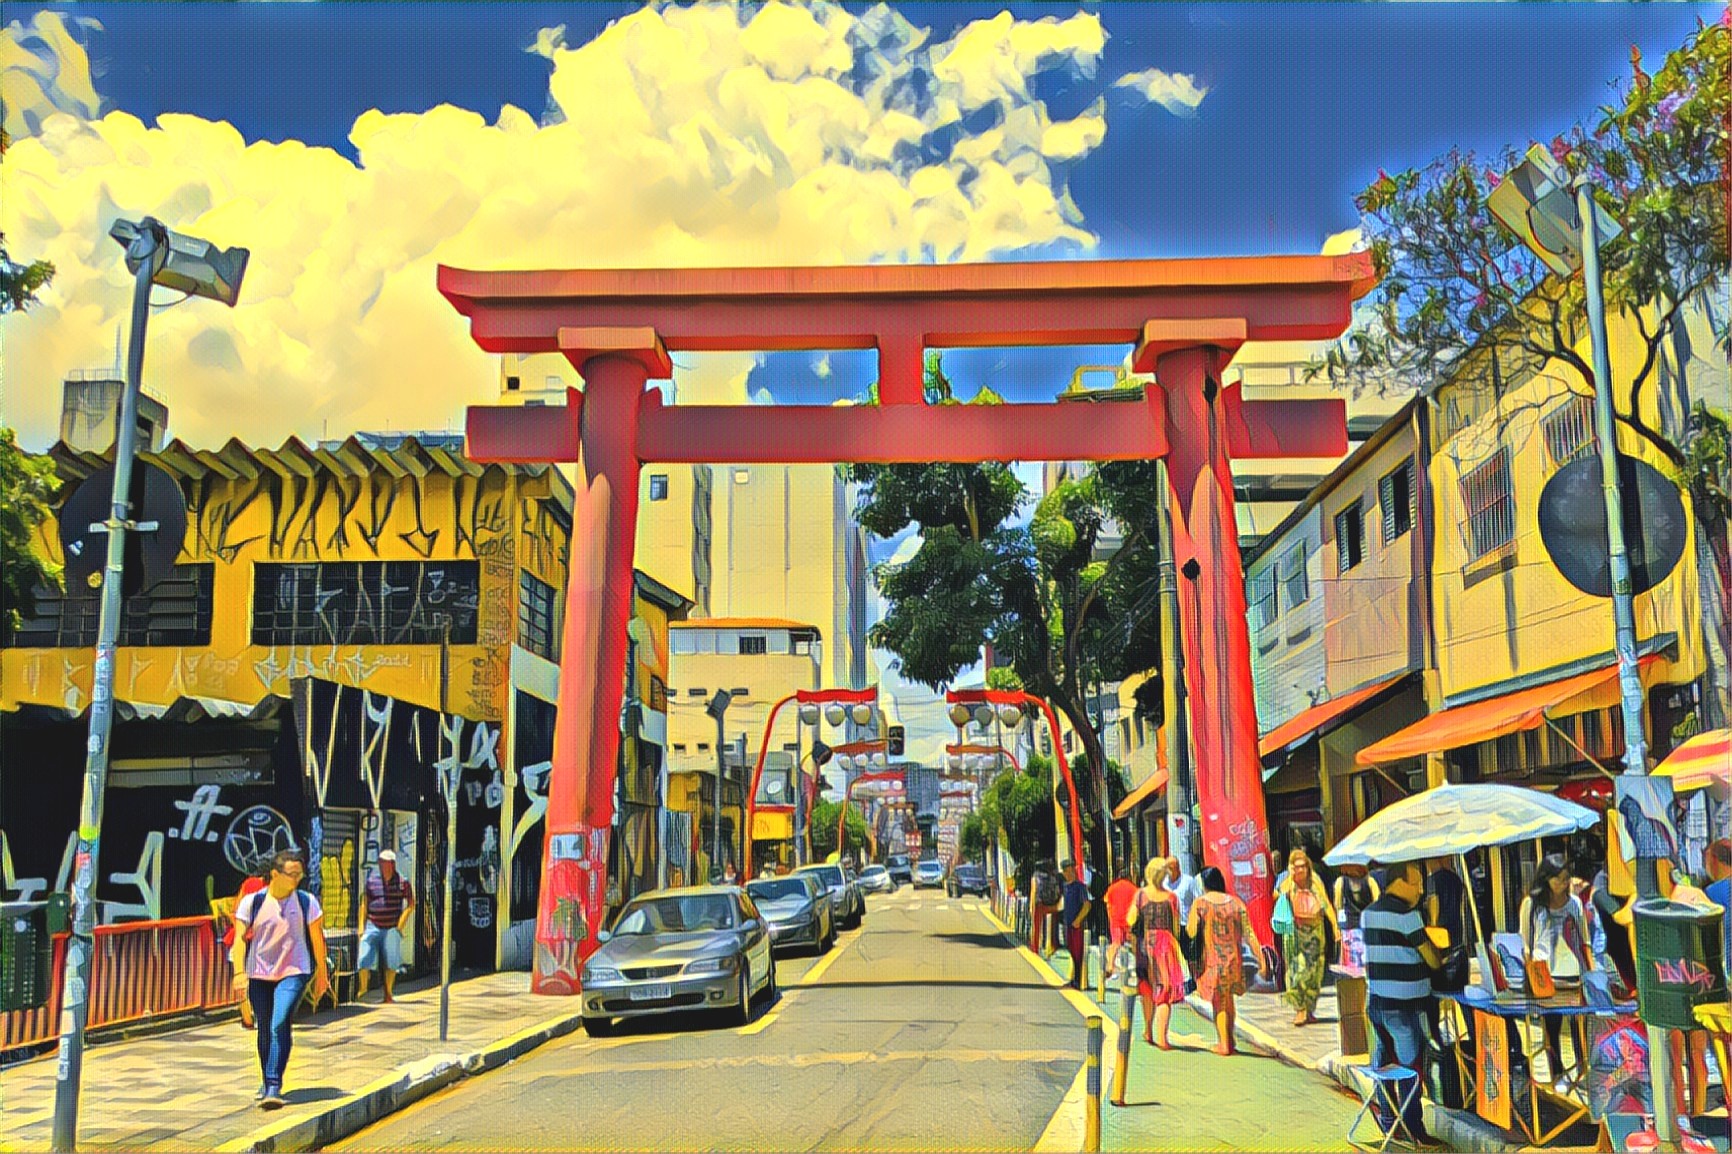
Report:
2,438,572,728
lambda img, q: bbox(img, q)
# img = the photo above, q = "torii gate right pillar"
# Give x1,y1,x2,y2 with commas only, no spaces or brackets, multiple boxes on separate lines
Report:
1141,327,1275,947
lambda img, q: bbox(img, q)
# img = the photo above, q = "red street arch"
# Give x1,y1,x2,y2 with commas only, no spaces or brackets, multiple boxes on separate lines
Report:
440,253,1376,993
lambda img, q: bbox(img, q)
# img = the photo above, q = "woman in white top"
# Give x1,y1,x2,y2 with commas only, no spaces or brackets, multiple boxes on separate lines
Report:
1518,854,1593,1084
230,850,329,1109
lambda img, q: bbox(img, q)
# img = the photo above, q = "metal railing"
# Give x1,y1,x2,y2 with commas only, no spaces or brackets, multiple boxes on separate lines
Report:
2,916,239,1053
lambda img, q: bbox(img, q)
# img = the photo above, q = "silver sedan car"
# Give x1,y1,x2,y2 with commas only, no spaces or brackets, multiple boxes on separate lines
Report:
745,874,834,954
579,887,776,1036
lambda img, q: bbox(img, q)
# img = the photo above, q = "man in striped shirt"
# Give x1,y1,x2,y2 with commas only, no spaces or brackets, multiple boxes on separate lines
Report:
1362,861,1443,1145
357,850,415,1003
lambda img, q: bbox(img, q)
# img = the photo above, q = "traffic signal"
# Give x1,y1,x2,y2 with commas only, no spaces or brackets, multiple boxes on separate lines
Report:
887,726,905,757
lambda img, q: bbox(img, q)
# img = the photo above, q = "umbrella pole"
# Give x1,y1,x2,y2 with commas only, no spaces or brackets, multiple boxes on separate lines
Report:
1458,851,1488,948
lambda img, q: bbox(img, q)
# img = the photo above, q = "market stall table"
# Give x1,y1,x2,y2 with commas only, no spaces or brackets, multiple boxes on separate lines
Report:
1446,985,1638,1147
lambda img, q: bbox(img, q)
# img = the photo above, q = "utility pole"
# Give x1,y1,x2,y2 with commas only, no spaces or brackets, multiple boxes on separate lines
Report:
51,222,161,1153
793,717,806,868
1155,460,1193,875
437,615,455,1043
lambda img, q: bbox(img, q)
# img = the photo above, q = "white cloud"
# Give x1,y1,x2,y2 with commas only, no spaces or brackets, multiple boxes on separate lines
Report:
1113,67,1209,118
1322,226,1364,255
811,352,832,379
0,2,1110,449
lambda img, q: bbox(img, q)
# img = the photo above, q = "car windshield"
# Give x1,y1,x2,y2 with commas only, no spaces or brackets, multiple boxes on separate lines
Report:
613,894,737,935
862,866,887,877
918,861,942,872
888,856,909,867
801,867,844,888
746,879,809,903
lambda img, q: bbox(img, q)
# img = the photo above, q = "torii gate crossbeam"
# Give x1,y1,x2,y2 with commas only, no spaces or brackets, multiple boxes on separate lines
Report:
439,254,1376,995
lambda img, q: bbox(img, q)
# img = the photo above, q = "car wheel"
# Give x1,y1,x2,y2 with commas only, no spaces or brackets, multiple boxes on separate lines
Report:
583,1015,614,1038
728,965,752,1027
821,921,836,952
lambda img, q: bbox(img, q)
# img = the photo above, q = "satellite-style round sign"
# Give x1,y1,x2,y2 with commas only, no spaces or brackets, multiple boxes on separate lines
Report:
1537,453,1686,599
58,461,188,597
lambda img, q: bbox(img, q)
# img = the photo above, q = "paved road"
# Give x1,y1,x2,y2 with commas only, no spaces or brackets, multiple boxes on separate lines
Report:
335,886,1368,1152
336,886,1082,1152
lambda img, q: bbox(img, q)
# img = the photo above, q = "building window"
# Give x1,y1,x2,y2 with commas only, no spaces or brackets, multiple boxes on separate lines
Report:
671,631,698,655
9,563,215,648
688,688,707,697
793,639,812,656
673,743,688,754
1335,501,1365,572
648,474,669,502
1543,395,1597,467
518,571,560,661
737,635,767,655
251,561,480,646
1248,568,1279,634
733,469,750,485
1460,449,1515,561
1380,461,1415,545
1280,543,1309,607
505,375,521,391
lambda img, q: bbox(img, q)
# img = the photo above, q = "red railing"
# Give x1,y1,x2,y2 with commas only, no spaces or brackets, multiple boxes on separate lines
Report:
2,916,240,1052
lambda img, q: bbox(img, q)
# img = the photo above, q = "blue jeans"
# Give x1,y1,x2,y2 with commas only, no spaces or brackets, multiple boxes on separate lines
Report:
1368,998,1430,1137
248,974,310,1090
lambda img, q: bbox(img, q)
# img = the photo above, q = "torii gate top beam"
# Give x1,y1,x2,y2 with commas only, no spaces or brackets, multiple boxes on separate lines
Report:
438,253,1375,406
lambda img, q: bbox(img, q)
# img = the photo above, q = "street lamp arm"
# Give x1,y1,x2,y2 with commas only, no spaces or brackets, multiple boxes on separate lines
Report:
743,692,799,882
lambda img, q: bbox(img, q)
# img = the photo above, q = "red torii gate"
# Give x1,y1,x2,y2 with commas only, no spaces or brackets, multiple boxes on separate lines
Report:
440,254,1376,994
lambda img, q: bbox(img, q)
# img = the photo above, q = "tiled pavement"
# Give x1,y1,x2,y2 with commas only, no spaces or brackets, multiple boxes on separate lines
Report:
0,973,579,1152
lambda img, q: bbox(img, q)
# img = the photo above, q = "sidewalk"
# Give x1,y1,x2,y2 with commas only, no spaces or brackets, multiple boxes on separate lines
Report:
0,973,583,1152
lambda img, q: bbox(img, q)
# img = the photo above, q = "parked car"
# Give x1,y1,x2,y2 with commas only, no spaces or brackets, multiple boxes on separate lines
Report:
858,864,896,894
579,887,775,1036
745,874,835,954
885,853,913,886
914,859,945,889
947,863,989,898
794,863,864,928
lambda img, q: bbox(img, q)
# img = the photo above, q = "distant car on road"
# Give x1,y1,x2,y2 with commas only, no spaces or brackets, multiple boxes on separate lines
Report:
947,863,989,898
580,887,775,1036
885,854,913,886
914,859,945,889
745,874,834,955
794,863,864,928
858,864,896,894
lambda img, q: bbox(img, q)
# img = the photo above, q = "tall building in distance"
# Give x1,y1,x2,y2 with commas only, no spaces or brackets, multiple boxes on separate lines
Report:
60,370,170,454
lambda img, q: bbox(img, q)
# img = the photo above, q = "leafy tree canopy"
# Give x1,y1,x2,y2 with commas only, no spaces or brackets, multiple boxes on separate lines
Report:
0,428,62,634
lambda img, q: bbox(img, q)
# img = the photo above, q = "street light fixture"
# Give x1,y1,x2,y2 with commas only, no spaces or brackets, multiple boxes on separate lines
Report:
706,689,735,879
52,217,248,1153
825,704,846,727
850,703,874,726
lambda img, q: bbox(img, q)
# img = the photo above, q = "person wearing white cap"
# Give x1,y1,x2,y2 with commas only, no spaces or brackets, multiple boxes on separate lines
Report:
357,849,414,1003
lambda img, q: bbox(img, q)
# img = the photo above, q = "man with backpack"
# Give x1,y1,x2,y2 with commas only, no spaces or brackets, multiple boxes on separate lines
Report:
230,850,329,1109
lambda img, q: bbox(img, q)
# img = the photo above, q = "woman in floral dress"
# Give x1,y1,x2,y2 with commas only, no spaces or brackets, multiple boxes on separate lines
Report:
1185,866,1268,1056
1126,857,1189,1049
1276,848,1336,1027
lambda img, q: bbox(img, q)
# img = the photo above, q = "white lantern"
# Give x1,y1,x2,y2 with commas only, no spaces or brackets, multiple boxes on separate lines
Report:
998,704,1023,729
873,752,888,768
850,703,874,726
947,703,972,728
973,704,995,730
824,704,846,727
799,703,820,725
947,755,964,772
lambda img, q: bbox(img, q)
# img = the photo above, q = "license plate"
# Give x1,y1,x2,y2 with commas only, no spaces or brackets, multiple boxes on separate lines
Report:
630,983,672,1001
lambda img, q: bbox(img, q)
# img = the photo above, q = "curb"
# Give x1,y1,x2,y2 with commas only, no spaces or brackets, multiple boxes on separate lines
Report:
215,1010,586,1153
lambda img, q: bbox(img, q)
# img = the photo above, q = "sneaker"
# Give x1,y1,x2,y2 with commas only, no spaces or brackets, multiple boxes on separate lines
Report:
253,1084,268,1101
260,1086,285,1110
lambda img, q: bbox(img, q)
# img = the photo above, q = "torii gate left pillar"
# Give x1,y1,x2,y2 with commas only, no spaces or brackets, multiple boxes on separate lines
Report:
441,255,1376,993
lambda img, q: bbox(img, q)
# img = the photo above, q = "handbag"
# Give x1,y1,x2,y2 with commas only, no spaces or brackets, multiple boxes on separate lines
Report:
1270,891,1295,936
1435,943,1472,994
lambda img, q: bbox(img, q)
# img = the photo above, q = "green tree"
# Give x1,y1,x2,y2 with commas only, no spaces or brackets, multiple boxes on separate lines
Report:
847,357,1166,876
958,811,988,863
0,129,55,314
0,428,62,634
808,798,869,862
1310,19,1730,718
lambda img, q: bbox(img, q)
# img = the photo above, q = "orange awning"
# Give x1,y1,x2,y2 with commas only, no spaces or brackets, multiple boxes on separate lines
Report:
1654,728,1731,792
1356,656,1659,767
1113,768,1169,819
1259,675,1407,759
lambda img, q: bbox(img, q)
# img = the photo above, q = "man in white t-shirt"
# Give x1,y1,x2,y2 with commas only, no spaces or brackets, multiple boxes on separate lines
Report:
230,850,328,1110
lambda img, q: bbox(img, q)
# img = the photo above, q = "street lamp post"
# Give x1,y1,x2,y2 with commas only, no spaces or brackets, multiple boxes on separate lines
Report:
706,690,733,880
52,217,247,1152
436,614,456,1043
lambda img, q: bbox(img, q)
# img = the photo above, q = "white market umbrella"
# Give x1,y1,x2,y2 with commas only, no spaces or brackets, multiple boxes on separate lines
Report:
1323,781,1599,867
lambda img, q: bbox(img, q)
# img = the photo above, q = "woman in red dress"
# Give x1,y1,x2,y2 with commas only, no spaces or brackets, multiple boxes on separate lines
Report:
1127,857,1190,1049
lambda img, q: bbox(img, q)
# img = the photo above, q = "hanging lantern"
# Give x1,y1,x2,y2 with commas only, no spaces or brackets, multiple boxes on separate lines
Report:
824,704,846,727
799,703,820,726
947,755,964,772
850,703,875,726
973,704,995,730
997,704,1023,729
948,703,972,728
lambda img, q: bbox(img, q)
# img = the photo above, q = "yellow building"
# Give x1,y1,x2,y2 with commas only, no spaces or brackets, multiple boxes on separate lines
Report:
1,433,572,974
